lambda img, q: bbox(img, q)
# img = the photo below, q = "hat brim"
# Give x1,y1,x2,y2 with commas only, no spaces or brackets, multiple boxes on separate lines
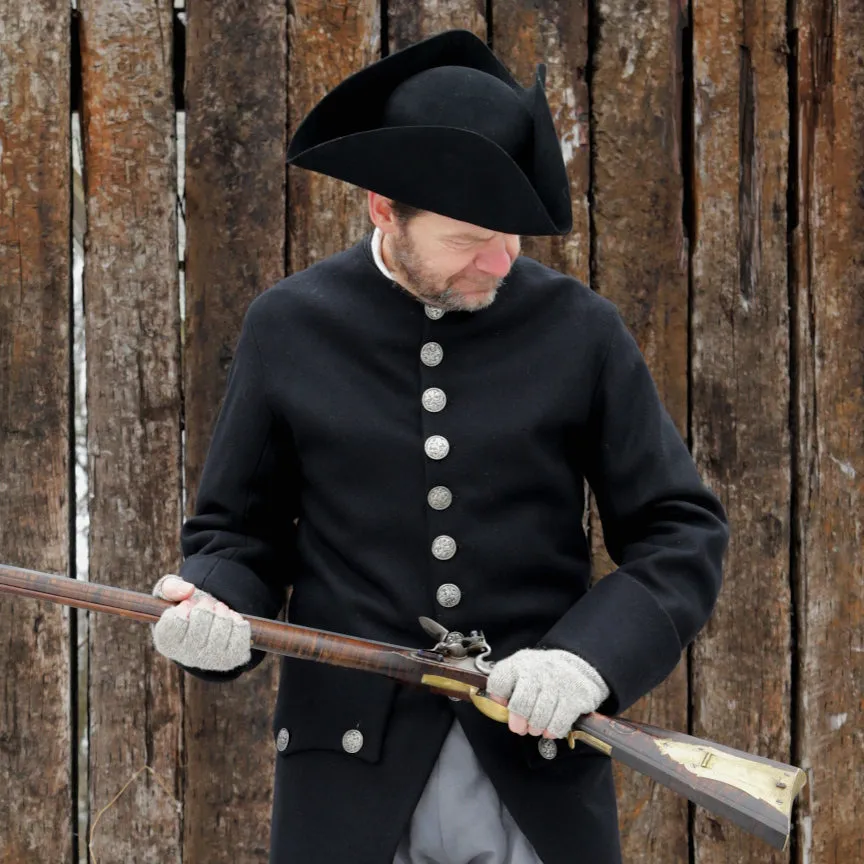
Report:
289,124,569,235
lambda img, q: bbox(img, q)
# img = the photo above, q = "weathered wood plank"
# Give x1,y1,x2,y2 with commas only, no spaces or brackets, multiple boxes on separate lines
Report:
691,1,792,861
389,1,486,62
288,0,381,270
78,2,182,862
183,2,287,861
492,0,590,282
0,2,73,862
792,2,864,860
589,2,691,859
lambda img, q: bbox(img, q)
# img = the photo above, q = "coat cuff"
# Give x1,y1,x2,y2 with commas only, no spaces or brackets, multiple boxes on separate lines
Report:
172,555,283,682
536,572,683,716
180,554,284,619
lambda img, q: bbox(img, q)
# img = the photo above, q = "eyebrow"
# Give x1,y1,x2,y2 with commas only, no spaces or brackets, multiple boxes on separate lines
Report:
447,232,495,241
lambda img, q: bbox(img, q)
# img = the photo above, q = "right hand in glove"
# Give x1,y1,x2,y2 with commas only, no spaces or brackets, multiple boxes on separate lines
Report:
151,574,252,671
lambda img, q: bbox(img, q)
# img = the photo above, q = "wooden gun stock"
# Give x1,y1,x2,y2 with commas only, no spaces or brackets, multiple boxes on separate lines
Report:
425,678,805,851
0,563,806,850
572,715,806,851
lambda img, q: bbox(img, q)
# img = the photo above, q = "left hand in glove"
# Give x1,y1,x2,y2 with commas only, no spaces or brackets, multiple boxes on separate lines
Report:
486,648,610,739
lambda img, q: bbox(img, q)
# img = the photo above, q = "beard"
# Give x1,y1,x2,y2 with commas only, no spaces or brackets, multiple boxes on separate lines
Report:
386,227,503,312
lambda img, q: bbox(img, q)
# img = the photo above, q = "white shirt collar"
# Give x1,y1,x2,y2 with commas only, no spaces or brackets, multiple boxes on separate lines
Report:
371,226,397,281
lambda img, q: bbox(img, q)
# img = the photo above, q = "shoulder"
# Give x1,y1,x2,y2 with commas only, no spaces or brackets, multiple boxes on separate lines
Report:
506,254,623,340
242,240,370,337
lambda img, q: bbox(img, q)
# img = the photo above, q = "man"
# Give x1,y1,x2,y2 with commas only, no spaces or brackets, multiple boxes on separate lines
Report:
152,28,729,864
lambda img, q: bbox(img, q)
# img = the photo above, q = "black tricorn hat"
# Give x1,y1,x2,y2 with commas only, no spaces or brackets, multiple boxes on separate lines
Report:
286,29,572,236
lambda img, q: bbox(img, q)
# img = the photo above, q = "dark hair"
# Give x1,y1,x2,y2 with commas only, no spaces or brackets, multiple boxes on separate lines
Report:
389,199,425,225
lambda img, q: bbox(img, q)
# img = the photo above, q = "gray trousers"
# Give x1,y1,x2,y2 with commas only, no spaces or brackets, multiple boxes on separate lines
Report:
393,718,544,864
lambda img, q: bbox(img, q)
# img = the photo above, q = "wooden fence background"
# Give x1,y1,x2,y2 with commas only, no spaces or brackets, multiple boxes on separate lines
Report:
1,1,862,862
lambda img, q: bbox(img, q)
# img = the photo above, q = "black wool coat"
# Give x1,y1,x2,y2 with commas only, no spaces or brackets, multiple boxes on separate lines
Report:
176,230,730,864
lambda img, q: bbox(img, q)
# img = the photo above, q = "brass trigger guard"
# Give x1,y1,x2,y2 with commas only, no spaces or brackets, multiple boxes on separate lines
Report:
421,674,607,753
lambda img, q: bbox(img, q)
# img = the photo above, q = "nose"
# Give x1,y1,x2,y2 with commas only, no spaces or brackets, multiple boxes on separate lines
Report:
474,236,519,277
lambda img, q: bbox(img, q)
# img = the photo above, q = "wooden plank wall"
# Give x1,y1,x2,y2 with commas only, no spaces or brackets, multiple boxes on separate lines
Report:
793,2,864,861
183,2,287,861
0,0,862,862
691,4,793,864
0,2,73,863
78,2,182,862
588,2,692,861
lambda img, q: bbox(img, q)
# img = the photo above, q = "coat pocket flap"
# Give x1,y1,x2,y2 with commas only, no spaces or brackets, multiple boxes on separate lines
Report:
271,656,399,765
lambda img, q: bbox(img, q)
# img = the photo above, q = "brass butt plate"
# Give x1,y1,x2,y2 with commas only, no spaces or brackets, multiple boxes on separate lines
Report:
653,739,808,816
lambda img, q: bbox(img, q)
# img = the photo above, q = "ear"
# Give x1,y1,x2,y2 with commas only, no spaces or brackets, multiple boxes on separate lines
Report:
368,192,398,233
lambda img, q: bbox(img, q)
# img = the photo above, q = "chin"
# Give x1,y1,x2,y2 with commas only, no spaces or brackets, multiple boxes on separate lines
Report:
460,290,497,311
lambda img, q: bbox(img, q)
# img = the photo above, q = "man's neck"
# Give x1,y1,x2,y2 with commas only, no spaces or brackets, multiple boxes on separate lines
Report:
379,232,423,303
379,231,398,280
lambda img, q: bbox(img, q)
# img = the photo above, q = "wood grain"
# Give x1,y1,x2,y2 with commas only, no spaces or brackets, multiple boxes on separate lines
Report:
792,1,864,860
589,1,691,858
0,1,72,862
78,2,183,861
691,1,792,861
183,1,288,861
389,0,486,50
492,0,591,281
289,0,381,271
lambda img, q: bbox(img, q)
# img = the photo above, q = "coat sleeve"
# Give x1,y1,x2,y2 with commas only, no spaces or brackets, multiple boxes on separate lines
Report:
174,298,301,682
536,305,729,715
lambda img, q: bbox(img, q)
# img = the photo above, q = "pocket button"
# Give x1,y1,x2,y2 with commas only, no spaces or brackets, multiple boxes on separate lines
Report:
342,729,364,754
538,738,557,760
276,728,290,752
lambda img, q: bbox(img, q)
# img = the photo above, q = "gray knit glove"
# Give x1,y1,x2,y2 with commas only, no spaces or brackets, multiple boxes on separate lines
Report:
486,648,610,738
151,574,252,672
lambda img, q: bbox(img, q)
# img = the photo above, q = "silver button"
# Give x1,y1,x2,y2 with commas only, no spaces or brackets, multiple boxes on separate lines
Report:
276,728,290,752
422,388,447,412
421,342,443,366
432,536,457,560
448,695,461,702
436,583,461,607
538,738,558,760
342,729,364,754
425,305,445,320
427,486,452,510
424,435,450,460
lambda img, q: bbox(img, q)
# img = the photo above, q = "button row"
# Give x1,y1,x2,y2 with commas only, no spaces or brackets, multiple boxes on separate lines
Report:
275,727,365,754
424,306,460,612
278,725,534,756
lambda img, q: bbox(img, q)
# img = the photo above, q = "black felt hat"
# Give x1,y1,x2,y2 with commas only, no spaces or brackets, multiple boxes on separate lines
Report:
286,29,572,236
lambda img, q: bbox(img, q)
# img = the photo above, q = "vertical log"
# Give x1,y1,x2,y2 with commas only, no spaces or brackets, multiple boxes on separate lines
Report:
491,0,591,281
288,0,381,271
793,1,864,860
79,3,182,861
183,2,287,861
0,2,72,862
691,1,792,861
589,1,691,859
389,2,486,61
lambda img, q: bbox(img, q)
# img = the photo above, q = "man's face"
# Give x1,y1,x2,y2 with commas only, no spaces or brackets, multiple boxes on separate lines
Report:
381,210,521,312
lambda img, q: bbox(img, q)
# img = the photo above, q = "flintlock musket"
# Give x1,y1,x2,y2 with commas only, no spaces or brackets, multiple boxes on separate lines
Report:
0,562,806,850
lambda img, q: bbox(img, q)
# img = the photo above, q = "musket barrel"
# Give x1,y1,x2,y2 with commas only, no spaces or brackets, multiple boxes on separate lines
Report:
0,560,807,849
